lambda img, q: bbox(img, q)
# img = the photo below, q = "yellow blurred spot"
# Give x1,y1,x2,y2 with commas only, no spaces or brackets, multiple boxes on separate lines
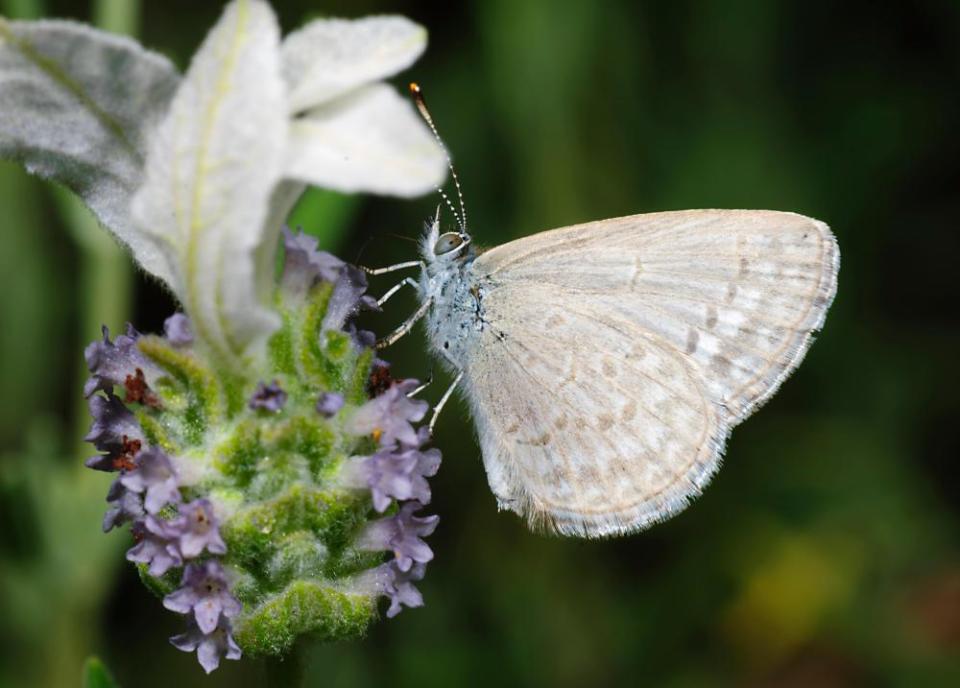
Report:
721,531,864,671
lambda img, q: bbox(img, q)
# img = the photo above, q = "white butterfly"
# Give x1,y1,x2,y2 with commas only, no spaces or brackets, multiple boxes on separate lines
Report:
369,85,839,538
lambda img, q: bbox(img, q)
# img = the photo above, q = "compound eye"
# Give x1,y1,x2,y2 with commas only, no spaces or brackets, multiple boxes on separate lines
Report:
434,232,465,256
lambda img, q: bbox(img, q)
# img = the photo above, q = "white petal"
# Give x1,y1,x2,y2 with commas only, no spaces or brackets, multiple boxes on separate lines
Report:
285,83,446,198
281,15,426,113
131,0,286,365
0,18,180,284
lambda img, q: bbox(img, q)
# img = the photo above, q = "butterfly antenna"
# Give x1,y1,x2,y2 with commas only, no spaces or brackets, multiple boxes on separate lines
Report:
410,82,467,232
355,233,376,264
386,232,420,246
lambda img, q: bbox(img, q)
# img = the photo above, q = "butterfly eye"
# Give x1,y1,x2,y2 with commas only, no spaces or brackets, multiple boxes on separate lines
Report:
434,232,465,256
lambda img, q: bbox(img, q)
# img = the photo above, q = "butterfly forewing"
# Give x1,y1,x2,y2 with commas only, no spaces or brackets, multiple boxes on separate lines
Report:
465,284,724,536
465,209,838,536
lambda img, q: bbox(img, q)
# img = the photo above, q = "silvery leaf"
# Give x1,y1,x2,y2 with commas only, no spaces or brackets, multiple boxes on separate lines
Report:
281,15,426,114
131,0,286,365
286,83,446,198
0,18,180,284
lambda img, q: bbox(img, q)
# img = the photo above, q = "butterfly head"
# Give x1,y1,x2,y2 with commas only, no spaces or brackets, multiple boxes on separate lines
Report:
421,208,472,268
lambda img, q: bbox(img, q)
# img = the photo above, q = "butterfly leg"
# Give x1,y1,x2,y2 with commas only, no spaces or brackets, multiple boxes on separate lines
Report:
375,297,432,349
360,260,424,276
428,369,464,436
407,367,434,398
377,277,421,307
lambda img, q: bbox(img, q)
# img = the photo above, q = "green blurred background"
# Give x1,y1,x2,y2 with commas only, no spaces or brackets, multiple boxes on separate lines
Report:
2,0,959,686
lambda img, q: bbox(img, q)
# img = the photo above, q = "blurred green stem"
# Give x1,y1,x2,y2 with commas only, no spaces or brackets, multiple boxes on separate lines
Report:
92,0,139,35
266,646,305,688
1,0,43,19
49,3,139,687
64,0,139,453
57,191,133,455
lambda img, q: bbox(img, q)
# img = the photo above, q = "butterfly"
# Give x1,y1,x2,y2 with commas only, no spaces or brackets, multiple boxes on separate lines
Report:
368,84,839,538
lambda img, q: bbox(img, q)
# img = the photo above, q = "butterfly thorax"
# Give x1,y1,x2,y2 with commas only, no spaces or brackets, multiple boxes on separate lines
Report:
419,221,486,370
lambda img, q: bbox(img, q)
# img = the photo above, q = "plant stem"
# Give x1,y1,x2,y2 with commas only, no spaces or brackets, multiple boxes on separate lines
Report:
62,0,141,456
1,0,45,20
265,645,306,688
57,4,139,688
92,0,140,35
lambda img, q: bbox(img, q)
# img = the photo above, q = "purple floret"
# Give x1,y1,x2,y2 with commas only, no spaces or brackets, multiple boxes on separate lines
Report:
405,425,433,450
169,499,227,558
373,560,427,618
345,324,377,351
348,379,428,449
249,380,287,412
84,392,144,472
163,313,193,346
316,392,345,418
103,478,144,532
281,227,379,335
281,227,346,295
84,325,160,403
354,444,441,512
170,616,242,674
359,502,438,572
120,447,181,514
323,265,379,332
164,560,242,633
127,516,183,576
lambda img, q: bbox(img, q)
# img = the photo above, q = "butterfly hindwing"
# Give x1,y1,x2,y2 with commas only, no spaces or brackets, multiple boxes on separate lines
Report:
462,209,838,536
463,282,725,536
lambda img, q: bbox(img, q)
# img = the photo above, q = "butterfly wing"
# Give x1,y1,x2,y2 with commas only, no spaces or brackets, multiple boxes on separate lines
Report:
464,209,838,536
463,285,726,536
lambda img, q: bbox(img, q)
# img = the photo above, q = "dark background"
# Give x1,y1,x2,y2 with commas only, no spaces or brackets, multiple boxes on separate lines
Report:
1,1,958,686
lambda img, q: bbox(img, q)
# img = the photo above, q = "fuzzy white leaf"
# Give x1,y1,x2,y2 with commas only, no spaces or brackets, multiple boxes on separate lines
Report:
0,18,180,283
286,83,446,198
131,0,286,365
281,15,426,113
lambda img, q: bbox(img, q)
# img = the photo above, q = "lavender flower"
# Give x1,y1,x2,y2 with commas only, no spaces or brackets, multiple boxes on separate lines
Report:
7,0,449,674
127,517,183,576
359,502,438,571
102,479,144,533
323,265,380,333
281,226,379,326
407,425,433,450
316,392,344,418
281,227,345,294
170,617,242,674
349,380,428,448
348,324,378,352
83,325,160,405
249,380,287,412
164,560,242,633
373,560,427,618
163,313,193,346
120,447,181,514
84,392,144,472
170,499,227,558
354,445,441,513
